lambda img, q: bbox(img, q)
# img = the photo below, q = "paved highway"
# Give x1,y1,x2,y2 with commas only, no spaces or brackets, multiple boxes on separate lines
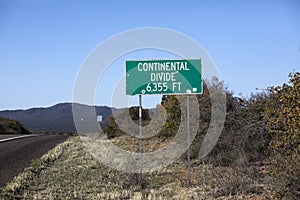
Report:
0,134,68,190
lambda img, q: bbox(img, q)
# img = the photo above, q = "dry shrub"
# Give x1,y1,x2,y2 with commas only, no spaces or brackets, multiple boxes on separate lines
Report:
212,166,264,198
267,153,300,199
122,173,148,190
264,72,300,199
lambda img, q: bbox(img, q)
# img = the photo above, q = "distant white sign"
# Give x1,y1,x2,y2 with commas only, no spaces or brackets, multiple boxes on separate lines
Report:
97,115,102,122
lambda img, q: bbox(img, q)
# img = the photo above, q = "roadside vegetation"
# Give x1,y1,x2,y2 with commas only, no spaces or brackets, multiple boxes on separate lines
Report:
0,117,30,134
0,137,271,199
1,72,299,199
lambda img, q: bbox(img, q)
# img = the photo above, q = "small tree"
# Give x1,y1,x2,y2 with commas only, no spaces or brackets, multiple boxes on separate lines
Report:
160,95,181,139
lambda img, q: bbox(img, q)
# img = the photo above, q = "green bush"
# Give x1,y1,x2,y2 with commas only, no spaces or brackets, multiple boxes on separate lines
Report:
103,116,126,139
0,117,31,134
103,107,151,139
159,95,181,139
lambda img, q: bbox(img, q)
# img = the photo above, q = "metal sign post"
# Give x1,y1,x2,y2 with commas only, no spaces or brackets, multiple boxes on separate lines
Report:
139,95,143,185
187,94,191,186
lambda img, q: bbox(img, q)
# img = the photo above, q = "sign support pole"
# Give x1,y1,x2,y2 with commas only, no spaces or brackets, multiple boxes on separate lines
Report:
139,95,143,186
187,94,191,186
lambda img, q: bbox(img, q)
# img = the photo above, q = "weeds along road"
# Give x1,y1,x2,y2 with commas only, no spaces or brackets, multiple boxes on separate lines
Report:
0,134,68,190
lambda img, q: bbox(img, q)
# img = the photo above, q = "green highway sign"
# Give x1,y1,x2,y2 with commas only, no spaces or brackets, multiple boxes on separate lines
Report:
126,59,202,95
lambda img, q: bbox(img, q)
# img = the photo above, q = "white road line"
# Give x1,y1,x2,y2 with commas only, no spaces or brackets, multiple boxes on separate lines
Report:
0,134,41,143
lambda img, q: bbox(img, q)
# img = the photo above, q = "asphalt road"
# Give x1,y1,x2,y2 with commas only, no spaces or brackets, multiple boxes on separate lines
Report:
0,134,68,190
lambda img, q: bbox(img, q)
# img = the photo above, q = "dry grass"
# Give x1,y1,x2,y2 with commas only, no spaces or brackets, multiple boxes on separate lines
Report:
1,136,271,199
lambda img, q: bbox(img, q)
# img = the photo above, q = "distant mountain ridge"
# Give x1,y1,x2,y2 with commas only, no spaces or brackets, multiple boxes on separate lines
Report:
0,103,118,133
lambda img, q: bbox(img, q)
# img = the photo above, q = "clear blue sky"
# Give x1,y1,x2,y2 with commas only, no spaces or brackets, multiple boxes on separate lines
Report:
0,0,299,110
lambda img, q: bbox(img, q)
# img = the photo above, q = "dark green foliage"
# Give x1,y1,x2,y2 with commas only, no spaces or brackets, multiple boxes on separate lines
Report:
104,107,151,139
160,95,181,139
128,106,151,121
0,117,31,134
103,116,126,139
